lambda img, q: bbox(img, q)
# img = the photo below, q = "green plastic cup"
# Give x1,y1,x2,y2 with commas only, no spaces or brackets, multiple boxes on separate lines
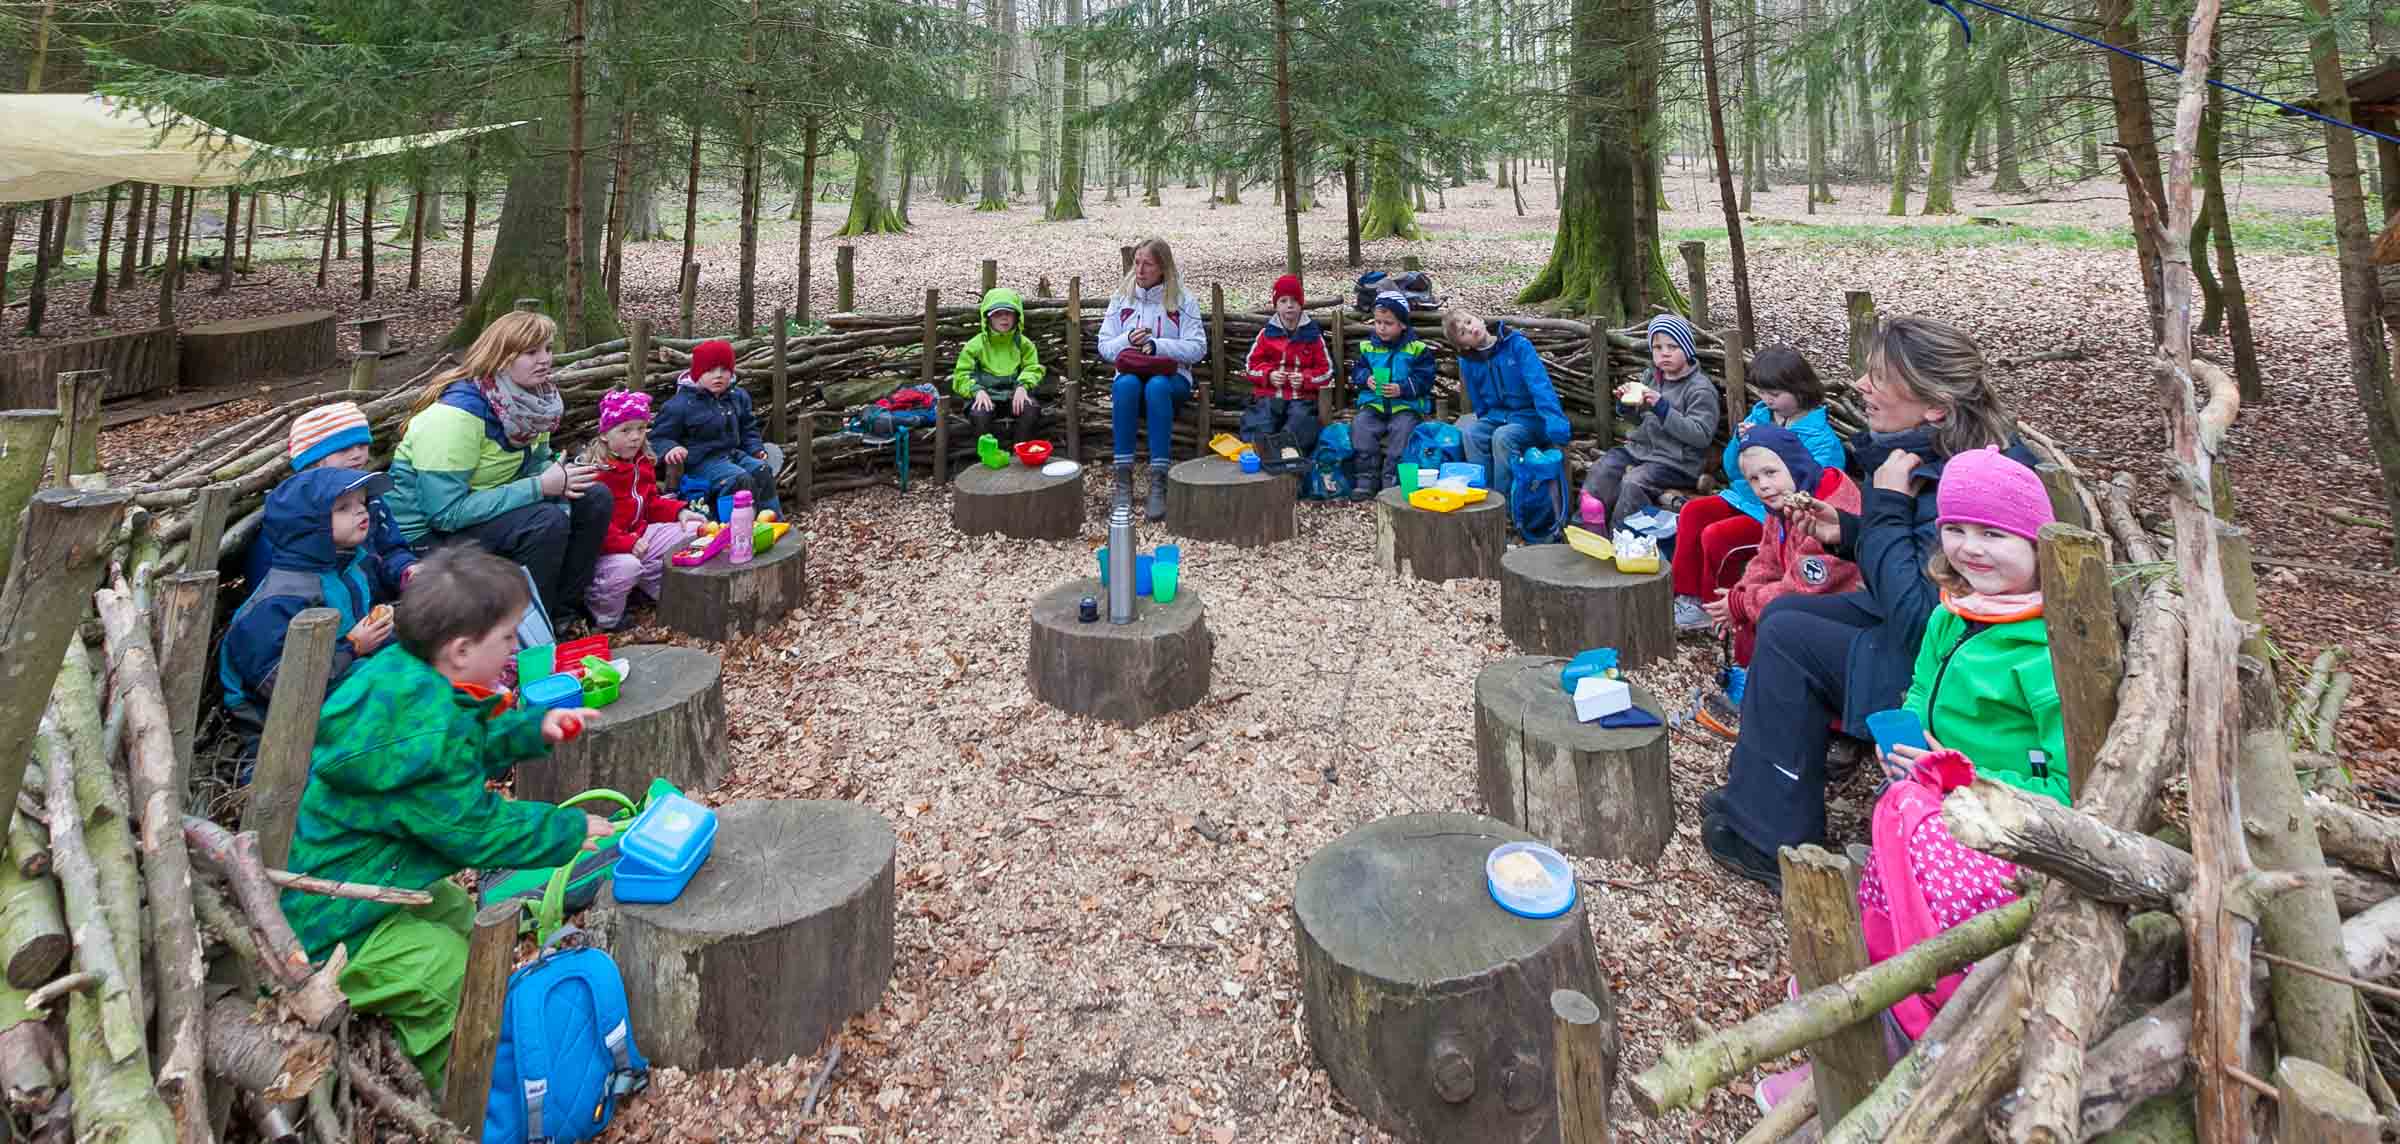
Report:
1397,463,1420,495
1152,560,1179,604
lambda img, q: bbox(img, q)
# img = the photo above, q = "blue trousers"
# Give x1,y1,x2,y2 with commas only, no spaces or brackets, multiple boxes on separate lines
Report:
1350,407,1422,490
688,443,785,514
1458,414,1538,494
1111,372,1191,467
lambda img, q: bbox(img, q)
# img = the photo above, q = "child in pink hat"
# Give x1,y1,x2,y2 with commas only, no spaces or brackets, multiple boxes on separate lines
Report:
580,389,707,629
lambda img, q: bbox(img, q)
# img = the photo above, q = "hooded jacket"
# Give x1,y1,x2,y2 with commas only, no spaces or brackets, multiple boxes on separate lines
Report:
385,381,558,541
278,643,589,960
1621,365,1723,476
241,484,416,597
951,288,1047,399
1719,403,1846,522
1097,282,1209,380
1350,326,1437,416
595,453,688,556
217,468,395,724
1724,468,1864,662
1901,603,2070,806
651,373,765,468
1455,322,1571,445
1242,313,1334,400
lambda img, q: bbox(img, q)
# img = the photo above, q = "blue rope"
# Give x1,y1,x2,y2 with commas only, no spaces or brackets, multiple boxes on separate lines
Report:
1927,0,2400,146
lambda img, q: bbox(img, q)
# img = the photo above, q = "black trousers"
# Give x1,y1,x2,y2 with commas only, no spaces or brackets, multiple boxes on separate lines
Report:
437,489,615,623
969,398,1046,445
1720,591,1878,852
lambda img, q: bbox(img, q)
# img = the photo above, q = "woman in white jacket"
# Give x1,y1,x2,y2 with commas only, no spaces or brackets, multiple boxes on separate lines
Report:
1098,237,1209,520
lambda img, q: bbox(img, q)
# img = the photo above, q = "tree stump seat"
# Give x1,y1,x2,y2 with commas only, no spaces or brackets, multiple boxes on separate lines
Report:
1373,487,1509,582
515,645,728,805
177,309,337,389
1472,656,1672,866
1294,811,1615,1144
1498,544,1673,666
656,535,807,641
1164,457,1297,548
951,462,1085,540
594,799,896,1071
1027,578,1211,725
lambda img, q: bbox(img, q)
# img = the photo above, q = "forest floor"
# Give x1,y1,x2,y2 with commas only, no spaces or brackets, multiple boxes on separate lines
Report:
77,163,2399,1141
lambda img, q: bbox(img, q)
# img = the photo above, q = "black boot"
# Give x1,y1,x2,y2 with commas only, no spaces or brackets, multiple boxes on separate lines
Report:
1145,465,1170,521
1112,463,1135,510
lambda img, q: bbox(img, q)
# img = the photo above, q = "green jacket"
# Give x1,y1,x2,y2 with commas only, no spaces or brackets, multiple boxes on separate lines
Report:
279,644,588,961
384,381,559,541
950,288,1046,399
1901,604,2071,806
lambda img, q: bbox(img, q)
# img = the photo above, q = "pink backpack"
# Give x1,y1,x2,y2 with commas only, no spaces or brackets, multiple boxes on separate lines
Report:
1857,751,2003,1039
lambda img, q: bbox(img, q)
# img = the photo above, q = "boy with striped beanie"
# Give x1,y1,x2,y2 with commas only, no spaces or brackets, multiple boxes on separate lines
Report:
242,402,420,590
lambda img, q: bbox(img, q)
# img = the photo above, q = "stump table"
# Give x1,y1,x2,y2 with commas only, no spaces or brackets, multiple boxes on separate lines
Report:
1374,487,1509,582
596,800,895,1071
1472,657,1672,866
516,645,728,804
178,310,337,389
1498,545,1672,666
951,462,1085,540
1027,578,1211,725
1164,457,1297,548
657,534,807,641
1295,811,1615,1144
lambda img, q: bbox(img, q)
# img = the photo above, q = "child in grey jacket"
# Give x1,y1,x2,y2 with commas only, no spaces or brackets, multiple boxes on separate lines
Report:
1579,314,1722,531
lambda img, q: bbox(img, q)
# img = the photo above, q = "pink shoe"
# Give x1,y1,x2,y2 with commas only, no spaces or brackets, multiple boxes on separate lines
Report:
1757,1062,1811,1113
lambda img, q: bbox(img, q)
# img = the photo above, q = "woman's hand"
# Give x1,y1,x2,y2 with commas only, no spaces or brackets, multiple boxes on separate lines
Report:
539,463,569,497
1128,326,1153,348
970,390,994,414
661,445,688,467
1875,449,1925,495
581,813,617,851
345,610,393,655
542,707,597,744
678,508,708,525
563,463,600,499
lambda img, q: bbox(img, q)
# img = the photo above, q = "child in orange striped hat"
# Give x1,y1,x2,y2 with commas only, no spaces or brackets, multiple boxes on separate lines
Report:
243,402,419,592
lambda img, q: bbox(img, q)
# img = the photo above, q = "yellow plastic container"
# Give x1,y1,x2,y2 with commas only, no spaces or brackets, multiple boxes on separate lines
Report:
1408,487,1471,513
1614,551,1662,575
1563,526,1615,561
1209,433,1249,462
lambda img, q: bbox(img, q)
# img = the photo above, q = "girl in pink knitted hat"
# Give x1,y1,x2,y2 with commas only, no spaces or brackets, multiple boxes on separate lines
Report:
580,389,707,629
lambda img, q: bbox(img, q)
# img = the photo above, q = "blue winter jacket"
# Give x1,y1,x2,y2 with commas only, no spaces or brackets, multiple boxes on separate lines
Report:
1456,322,1571,446
1719,404,1847,522
241,485,414,592
1350,329,1437,416
651,374,765,469
217,468,397,729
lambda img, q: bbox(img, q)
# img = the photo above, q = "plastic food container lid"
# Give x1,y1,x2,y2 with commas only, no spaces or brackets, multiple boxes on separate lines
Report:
1486,841,1578,919
520,673,583,711
1042,460,1082,478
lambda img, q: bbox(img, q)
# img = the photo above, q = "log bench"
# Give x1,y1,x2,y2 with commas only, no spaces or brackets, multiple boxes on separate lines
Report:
1027,578,1211,725
656,533,807,640
1163,457,1297,548
1295,811,1614,1144
594,799,896,1071
515,645,728,804
1472,656,1672,866
951,461,1086,540
178,310,337,389
1498,545,1673,666
1373,487,1509,582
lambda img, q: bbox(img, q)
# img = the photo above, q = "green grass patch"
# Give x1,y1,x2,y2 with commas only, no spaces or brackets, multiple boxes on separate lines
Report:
1662,212,2332,257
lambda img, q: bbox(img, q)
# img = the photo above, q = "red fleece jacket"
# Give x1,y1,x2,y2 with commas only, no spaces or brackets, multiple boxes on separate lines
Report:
595,455,688,555
1242,318,1335,400
1726,468,1864,663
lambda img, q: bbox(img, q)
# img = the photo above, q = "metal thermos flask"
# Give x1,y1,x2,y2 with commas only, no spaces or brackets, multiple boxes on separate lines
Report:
1106,504,1137,623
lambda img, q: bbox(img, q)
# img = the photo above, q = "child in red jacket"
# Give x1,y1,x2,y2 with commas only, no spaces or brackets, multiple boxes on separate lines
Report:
1237,274,1334,456
580,390,705,630
1704,424,1863,664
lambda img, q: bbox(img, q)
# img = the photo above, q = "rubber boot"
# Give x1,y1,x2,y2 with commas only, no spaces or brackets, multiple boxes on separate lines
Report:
1145,465,1170,522
1112,463,1136,510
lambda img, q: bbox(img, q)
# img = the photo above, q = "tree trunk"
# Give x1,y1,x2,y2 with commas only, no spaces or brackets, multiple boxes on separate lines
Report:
1518,0,1647,324
2101,0,2169,341
2200,83,2262,401
22,200,53,336
1272,0,1301,275
1047,0,1087,221
1360,144,1424,240
117,185,143,291
979,0,1015,212
1743,0,1767,198
680,126,701,298
1697,0,1756,351
358,181,376,302
943,0,970,202
604,106,635,309
738,0,762,337
1991,98,2028,193
1922,20,1967,215
459,158,480,308
1804,0,1827,213
398,175,447,239
627,165,665,241
564,0,590,346
451,110,619,347
794,116,820,323
1342,146,1362,268
839,116,907,235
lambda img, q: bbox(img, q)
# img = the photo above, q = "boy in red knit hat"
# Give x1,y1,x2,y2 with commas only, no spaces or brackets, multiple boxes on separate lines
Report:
1237,274,1333,456
652,338,783,513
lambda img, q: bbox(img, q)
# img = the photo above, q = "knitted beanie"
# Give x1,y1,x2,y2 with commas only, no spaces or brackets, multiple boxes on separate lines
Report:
1373,291,1410,322
288,403,372,471
598,389,652,435
1936,446,2054,541
690,339,737,379
1271,274,1304,306
1646,314,1699,366
1735,424,1822,496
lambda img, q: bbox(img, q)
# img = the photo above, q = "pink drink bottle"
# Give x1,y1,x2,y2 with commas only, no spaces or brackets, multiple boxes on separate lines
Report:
727,490,756,564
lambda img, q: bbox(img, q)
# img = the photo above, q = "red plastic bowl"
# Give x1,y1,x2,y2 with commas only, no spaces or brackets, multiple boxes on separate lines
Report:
1014,440,1054,466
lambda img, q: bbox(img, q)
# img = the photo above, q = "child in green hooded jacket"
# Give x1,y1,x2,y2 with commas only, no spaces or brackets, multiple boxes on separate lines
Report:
952,288,1048,445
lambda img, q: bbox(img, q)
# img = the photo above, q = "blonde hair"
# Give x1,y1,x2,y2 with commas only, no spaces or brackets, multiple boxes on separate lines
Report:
1441,309,1484,344
1115,237,1188,308
1867,316,2014,459
1923,547,1975,598
409,311,559,425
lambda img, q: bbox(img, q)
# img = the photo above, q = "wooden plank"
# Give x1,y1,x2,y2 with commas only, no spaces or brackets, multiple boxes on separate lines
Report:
51,370,105,484
2038,523,2123,795
1778,844,1887,1124
1064,276,1083,462
242,608,340,869
1553,988,1617,1144
153,570,220,799
187,483,233,575
770,307,790,447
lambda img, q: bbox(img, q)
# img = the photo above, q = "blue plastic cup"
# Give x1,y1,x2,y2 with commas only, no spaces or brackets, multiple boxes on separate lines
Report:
1135,555,1155,597
1097,547,1109,585
1155,544,1182,566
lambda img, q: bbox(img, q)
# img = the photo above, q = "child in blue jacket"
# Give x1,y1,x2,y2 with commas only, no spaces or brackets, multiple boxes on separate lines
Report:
1446,308,1572,496
653,339,784,514
1347,293,1438,500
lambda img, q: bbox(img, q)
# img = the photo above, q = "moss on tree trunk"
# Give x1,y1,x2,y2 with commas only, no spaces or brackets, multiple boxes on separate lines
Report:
451,129,620,347
1358,143,1422,242
839,116,908,236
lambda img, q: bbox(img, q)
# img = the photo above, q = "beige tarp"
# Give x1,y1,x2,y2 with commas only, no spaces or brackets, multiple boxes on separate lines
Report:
0,94,522,203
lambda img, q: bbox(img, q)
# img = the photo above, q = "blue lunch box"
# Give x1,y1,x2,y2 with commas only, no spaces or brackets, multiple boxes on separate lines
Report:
612,793,718,904
1438,462,1487,489
519,673,584,712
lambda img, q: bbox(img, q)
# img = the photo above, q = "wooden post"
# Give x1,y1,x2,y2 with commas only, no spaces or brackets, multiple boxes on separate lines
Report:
1589,322,1615,448
980,258,998,293
2035,464,2089,531
921,287,940,391
348,352,377,394
1119,245,1134,274
1064,276,1083,462
459,164,479,309
89,183,116,315
1201,283,1226,455
52,370,105,485
187,483,233,575
0,491,131,828
793,409,815,514
770,307,790,447
242,608,340,870
1680,241,1709,328
1723,330,1747,427
159,187,184,323
2037,523,2122,794
2275,1058,2375,1143
0,411,59,580
1552,988,1617,1144
835,245,855,312
932,396,951,487
1778,844,1887,1125
154,571,219,797
679,263,699,338
1331,309,1348,407
1845,289,1877,378
628,318,650,392
358,180,375,302
442,902,522,1139
407,183,426,292
513,298,542,313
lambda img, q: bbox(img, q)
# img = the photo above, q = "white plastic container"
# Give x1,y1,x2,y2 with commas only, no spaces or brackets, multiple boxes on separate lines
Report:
1486,841,1577,919
1573,676,1633,722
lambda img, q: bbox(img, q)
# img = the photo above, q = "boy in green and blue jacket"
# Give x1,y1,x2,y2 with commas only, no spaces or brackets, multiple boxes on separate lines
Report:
1347,293,1437,499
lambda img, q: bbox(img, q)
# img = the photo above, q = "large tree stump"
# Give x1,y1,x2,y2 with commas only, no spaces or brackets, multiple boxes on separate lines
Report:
177,310,337,388
1473,657,1671,866
1027,578,1211,725
594,800,895,1071
1375,487,1509,582
656,534,807,640
951,463,1085,540
1295,811,1613,1144
517,645,728,803
1164,457,1297,547
1499,545,1672,666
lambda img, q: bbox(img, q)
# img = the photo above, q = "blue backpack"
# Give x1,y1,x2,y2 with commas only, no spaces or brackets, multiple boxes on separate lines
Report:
483,929,650,1144
1405,421,1464,471
1510,448,1568,545
1303,423,1355,502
